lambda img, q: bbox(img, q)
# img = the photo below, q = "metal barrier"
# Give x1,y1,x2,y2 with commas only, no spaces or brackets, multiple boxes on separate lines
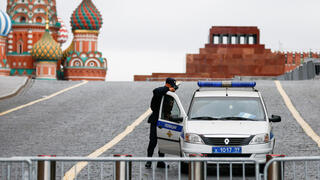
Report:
27,156,260,180
264,156,320,180
277,58,319,80
0,157,32,180
5,156,320,179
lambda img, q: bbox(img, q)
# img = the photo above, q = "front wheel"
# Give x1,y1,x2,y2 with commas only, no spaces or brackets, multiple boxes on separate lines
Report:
259,163,266,174
180,161,189,174
179,142,189,174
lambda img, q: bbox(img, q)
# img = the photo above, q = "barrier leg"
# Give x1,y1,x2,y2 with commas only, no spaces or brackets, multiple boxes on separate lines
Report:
267,154,285,180
114,154,132,180
37,155,56,180
188,154,204,180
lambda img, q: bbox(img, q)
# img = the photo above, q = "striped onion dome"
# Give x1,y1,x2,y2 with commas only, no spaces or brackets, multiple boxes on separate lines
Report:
70,0,103,30
0,10,12,36
31,29,62,61
57,17,68,44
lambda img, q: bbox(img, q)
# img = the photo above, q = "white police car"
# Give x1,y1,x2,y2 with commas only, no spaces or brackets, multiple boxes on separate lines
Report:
156,81,281,164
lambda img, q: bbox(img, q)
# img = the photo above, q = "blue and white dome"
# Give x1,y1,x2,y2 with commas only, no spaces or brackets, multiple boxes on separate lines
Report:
0,10,12,37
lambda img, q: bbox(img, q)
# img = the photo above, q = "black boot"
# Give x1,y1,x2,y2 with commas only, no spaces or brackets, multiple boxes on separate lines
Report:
157,161,170,168
145,161,152,169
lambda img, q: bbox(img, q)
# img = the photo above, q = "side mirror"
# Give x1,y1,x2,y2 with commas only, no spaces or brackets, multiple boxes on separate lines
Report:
169,116,183,123
269,115,281,122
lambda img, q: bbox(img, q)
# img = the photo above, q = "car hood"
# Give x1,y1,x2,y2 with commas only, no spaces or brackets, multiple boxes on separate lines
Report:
186,120,268,136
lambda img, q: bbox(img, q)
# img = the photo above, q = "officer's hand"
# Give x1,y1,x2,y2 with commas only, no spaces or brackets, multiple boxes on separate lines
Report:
169,87,175,92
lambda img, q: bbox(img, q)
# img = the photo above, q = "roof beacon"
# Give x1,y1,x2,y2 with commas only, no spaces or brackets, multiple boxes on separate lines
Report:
197,81,256,88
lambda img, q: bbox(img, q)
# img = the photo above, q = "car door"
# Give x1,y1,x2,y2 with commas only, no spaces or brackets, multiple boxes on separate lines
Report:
157,91,186,156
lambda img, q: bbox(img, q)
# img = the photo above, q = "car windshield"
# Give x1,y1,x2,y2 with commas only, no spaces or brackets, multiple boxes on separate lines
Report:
189,97,266,121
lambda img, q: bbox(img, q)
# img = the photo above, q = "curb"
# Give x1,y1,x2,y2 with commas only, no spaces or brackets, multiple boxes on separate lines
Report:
0,77,30,100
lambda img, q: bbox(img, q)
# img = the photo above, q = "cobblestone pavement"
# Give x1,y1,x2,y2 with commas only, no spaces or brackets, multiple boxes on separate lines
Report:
0,80,319,179
0,76,28,99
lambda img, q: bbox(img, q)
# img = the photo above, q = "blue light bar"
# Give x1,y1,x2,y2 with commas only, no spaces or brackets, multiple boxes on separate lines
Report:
197,81,256,88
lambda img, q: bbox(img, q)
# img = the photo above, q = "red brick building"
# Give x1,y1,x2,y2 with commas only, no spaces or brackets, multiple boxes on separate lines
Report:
282,52,320,72
134,26,286,81
6,0,61,77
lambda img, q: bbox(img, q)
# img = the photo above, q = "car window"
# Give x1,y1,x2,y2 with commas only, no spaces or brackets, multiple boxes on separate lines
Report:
189,97,265,121
161,95,181,121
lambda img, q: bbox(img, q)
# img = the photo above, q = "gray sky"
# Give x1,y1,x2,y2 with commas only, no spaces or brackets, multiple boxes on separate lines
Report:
1,0,320,81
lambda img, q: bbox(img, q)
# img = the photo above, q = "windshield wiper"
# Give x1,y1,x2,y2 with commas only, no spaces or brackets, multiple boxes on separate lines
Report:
191,116,219,120
218,116,257,121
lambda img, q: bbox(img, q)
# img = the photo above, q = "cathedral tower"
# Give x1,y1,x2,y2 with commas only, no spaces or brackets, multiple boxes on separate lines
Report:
0,10,12,75
31,13,62,80
64,0,107,81
6,0,60,76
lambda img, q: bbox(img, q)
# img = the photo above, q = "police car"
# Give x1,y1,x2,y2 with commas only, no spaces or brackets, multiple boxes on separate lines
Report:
156,81,281,165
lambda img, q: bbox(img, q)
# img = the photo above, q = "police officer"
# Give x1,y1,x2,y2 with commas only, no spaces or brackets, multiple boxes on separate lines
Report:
145,78,178,169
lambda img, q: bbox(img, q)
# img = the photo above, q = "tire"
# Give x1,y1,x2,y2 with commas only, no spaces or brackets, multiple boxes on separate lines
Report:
179,141,189,174
259,163,266,174
180,161,189,174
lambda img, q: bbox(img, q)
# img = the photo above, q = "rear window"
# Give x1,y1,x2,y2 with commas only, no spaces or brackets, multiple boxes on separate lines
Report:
188,97,266,121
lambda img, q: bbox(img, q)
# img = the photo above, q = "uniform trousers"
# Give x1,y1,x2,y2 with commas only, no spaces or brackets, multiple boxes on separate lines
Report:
147,122,164,157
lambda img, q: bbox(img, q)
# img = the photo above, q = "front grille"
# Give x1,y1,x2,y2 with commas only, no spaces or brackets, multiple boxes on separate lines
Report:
203,153,252,158
201,136,253,146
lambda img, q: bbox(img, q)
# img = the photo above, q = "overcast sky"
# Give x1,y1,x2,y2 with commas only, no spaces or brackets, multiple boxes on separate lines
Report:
1,0,320,81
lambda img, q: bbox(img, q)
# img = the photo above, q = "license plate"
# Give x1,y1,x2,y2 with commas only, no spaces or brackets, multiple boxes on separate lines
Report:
212,147,242,153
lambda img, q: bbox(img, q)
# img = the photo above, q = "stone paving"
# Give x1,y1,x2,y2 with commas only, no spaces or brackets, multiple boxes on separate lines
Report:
0,80,319,179
281,80,320,135
0,76,28,99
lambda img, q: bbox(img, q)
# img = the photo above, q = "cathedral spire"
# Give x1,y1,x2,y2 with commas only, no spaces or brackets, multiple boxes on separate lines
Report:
45,7,49,30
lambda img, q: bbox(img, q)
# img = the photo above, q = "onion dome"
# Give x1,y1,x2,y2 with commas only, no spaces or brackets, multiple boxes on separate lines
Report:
57,17,68,44
71,0,103,30
0,10,12,36
31,29,62,61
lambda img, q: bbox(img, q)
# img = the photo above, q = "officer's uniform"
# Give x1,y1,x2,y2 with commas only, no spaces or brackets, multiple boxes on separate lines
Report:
147,86,169,158
145,78,177,168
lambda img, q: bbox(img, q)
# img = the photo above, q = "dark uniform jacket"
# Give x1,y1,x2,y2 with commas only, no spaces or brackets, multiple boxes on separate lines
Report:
147,86,170,124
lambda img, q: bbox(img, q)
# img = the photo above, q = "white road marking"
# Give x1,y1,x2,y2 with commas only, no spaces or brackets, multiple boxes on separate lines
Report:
275,80,320,147
63,108,152,180
0,81,88,117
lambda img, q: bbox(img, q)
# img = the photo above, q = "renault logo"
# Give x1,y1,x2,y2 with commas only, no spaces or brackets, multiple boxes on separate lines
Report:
224,138,230,145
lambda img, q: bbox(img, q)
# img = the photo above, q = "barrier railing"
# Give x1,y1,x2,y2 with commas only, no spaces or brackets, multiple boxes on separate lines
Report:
264,156,320,180
0,157,32,180
26,156,260,180
4,156,320,179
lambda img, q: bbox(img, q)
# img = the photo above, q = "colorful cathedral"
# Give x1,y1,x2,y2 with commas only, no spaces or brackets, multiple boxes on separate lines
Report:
0,0,107,81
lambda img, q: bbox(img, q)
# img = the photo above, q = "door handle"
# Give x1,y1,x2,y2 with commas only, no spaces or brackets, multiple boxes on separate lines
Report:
158,126,162,129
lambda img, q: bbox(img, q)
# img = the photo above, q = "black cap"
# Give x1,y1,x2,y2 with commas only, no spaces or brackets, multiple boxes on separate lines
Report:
166,77,178,90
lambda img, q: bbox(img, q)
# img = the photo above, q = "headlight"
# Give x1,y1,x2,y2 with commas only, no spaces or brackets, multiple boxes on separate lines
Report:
185,133,204,144
250,133,269,144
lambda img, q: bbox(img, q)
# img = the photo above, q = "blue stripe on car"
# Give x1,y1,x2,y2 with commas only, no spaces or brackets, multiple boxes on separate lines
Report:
157,120,183,132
